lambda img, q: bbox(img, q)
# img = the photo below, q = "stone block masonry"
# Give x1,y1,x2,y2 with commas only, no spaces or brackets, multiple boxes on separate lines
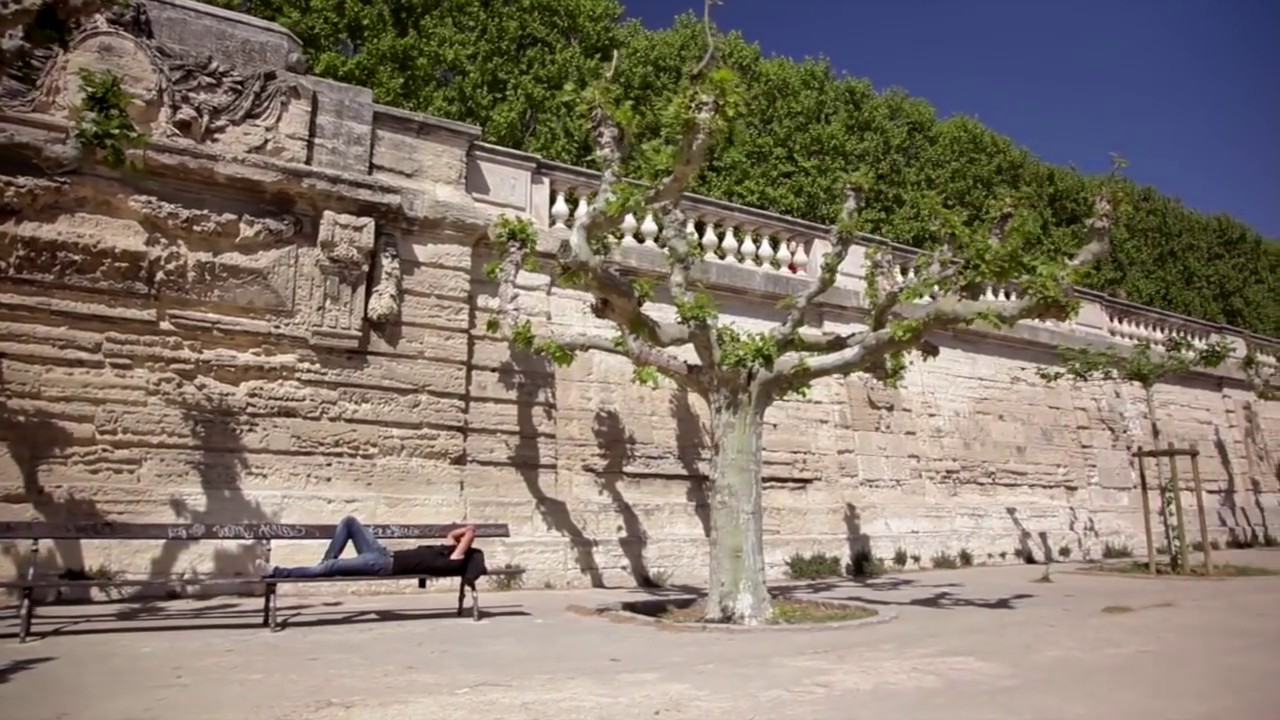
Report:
0,0,1277,596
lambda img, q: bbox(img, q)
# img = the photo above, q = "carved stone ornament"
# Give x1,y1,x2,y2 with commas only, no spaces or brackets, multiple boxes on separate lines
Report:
0,2,296,144
311,210,376,348
365,231,403,325
316,209,375,267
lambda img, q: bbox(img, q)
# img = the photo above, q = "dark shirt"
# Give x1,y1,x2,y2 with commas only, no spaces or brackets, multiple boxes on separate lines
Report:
390,543,466,576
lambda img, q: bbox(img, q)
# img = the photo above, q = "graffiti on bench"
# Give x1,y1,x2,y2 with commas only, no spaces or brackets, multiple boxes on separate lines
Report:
0,522,512,541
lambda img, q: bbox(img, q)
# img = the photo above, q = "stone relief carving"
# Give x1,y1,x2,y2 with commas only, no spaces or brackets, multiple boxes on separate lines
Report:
0,174,304,312
310,209,376,347
0,173,68,215
1,1,296,145
127,194,302,249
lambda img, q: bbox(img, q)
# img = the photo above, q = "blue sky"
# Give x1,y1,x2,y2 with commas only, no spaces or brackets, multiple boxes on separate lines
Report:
624,0,1279,239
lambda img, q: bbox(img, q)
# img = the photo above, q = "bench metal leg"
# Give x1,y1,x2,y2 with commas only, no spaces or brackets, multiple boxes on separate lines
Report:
18,538,38,643
261,583,272,627
17,586,34,644
469,581,480,622
267,583,280,633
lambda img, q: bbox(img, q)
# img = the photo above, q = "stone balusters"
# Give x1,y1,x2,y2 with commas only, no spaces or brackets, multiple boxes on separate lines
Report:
542,173,823,276
1104,311,1218,348
1255,345,1279,371
688,214,813,274
548,178,588,230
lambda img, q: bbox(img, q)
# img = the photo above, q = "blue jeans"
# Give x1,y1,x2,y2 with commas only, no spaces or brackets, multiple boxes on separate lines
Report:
270,516,393,578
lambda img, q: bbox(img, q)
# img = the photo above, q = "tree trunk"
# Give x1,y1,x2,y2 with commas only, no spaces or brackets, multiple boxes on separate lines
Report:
704,387,770,625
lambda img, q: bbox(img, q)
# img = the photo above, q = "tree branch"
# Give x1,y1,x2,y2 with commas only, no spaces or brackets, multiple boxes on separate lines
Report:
552,330,693,381
581,265,691,347
565,51,627,266
555,50,695,352
770,186,862,344
491,0,730,390
644,0,721,208
865,248,966,332
491,236,692,383
768,187,1117,388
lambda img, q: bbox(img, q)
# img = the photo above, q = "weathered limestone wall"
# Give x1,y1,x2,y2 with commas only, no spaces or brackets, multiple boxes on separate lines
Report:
484,267,1280,587
1,1,1277,595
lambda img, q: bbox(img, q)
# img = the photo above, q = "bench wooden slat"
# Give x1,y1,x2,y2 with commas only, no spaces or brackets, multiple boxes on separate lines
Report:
0,521,511,541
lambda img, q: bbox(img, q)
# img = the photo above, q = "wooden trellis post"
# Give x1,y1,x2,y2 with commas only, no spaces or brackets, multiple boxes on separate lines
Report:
1188,445,1212,575
1132,445,1212,575
1135,446,1157,574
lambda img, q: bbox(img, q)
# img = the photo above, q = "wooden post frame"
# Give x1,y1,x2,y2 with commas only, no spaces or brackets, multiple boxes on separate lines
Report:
1135,447,1157,574
1188,446,1212,575
1167,442,1190,573
1131,444,1207,576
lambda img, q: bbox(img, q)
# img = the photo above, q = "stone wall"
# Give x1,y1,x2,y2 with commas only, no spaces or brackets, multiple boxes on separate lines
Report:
1,1,1277,595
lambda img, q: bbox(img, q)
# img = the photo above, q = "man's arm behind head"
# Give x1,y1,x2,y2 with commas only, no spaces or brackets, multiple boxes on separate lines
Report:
447,524,477,559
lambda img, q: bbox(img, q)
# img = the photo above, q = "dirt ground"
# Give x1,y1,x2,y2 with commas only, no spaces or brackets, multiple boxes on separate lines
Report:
4,550,1280,720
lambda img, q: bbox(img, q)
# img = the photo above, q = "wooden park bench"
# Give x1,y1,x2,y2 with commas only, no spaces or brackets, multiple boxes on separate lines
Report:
0,521,523,643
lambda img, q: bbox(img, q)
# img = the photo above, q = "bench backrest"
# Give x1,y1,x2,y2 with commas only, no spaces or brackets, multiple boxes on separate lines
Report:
0,521,512,541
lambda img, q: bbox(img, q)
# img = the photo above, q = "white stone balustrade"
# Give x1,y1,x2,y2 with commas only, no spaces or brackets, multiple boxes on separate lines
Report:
462,156,1277,364
1104,310,1218,348
543,172,823,276
872,246,1027,312
1252,342,1279,370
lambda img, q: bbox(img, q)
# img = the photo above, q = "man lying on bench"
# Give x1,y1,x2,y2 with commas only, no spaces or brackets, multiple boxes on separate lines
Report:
263,515,477,579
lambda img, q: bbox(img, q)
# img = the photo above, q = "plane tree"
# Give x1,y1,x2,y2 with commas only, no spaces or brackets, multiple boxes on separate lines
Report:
484,1,1121,624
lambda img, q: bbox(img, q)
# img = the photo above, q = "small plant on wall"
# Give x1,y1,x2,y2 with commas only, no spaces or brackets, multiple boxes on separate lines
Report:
72,68,147,170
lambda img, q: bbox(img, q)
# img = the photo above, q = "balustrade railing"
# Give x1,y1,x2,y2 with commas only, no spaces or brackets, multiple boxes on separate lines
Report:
857,238,1035,317
541,162,830,276
468,151,1278,359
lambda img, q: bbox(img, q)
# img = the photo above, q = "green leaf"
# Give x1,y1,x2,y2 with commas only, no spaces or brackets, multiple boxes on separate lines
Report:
674,292,718,326
632,365,661,388
73,69,146,170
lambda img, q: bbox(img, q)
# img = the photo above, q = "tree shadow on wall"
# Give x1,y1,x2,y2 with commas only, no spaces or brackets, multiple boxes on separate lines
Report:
131,399,273,597
844,502,871,574
1006,507,1051,564
1223,409,1276,545
669,389,711,538
496,352,606,587
1214,426,1243,533
591,387,714,590
1067,506,1099,561
591,407,693,590
0,363,107,601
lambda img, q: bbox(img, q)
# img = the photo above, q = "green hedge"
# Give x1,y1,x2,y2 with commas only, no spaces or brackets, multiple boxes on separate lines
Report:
210,0,1279,336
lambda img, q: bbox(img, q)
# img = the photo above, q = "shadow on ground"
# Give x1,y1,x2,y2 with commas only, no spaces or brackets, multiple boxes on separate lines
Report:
0,656,54,684
0,600,531,641
780,575,1035,611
